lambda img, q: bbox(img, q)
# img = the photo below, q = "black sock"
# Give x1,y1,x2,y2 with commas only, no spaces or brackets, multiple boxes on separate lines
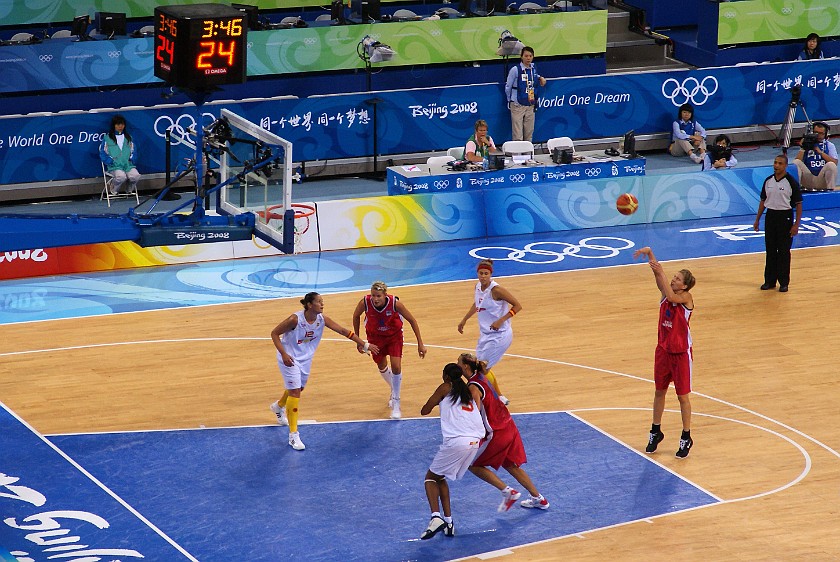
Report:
651,424,661,434
681,429,691,439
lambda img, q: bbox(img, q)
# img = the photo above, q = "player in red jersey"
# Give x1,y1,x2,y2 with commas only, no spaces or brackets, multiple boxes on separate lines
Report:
633,246,696,458
457,352,549,512
352,281,427,419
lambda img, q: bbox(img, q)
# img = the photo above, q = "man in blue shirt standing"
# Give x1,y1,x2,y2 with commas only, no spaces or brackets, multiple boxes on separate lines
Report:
793,122,837,190
505,46,547,142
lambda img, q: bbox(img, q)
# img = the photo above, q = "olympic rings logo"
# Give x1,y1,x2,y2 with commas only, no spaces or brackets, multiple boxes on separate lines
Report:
781,7,792,14
38,54,53,62
107,51,121,58
303,38,317,46
433,179,449,189
585,167,601,177
661,76,719,107
469,237,635,264
153,112,217,145
509,173,525,183
722,10,736,18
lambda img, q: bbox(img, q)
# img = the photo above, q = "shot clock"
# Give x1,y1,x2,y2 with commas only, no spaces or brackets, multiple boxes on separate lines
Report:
154,4,247,89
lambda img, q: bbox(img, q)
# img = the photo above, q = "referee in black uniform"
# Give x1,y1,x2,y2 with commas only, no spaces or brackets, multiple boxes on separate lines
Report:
753,154,803,292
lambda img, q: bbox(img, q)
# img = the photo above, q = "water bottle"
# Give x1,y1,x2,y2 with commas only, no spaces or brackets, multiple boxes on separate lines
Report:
482,156,489,171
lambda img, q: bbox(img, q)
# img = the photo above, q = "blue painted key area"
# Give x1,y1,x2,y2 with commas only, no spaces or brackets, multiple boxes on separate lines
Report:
45,413,716,561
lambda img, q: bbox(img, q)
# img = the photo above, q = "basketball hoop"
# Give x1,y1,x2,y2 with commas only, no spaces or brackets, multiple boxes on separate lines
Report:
256,203,316,252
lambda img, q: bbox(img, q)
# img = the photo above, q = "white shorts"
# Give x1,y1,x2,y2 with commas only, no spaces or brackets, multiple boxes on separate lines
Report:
429,436,481,480
476,329,513,369
277,353,312,390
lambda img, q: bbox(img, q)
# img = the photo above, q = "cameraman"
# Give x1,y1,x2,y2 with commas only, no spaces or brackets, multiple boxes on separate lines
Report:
794,122,837,190
701,134,738,171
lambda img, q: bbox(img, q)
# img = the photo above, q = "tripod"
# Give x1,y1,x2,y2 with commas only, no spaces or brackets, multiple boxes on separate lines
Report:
779,85,812,153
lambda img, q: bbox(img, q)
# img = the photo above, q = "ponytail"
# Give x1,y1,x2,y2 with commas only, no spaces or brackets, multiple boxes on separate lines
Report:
443,363,472,406
458,353,487,376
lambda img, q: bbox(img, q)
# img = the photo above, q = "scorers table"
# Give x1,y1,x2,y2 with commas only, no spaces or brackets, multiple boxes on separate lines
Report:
386,152,645,195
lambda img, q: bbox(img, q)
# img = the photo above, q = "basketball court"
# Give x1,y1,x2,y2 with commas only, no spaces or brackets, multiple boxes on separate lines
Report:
2,211,840,560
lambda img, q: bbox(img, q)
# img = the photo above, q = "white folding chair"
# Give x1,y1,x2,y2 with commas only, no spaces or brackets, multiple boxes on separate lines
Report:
50,30,72,39
11,32,34,43
100,162,139,207
427,155,455,168
519,2,545,12
315,14,332,21
546,136,574,154
436,7,461,17
393,9,419,20
447,146,464,159
502,140,535,158
281,16,304,27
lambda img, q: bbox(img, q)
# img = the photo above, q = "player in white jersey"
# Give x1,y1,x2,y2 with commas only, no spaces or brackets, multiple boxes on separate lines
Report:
457,259,522,405
419,363,489,540
269,292,378,451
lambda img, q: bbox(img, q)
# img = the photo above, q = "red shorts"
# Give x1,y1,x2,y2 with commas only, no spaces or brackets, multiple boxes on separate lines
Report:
472,421,527,470
367,332,403,364
654,345,693,395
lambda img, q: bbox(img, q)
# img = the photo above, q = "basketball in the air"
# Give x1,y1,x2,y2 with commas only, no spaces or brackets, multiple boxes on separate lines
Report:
616,193,639,215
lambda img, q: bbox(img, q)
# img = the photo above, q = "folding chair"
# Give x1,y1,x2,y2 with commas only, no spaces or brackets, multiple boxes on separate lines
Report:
502,140,535,158
447,146,464,159
546,136,574,154
100,162,139,207
427,155,455,168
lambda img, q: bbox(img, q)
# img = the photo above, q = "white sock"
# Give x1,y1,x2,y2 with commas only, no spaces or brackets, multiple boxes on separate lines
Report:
502,486,514,495
391,373,402,400
430,511,440,519
443,515,452,524
379,366,393,388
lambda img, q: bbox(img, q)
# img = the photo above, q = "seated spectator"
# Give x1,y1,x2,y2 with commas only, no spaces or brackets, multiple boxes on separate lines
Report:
794,122,837,191
99,114,140,195
669,103,706,164
463,119,496,163
701,134,738,171
797,33,823,61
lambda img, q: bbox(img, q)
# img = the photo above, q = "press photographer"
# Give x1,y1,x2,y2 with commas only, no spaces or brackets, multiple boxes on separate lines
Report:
794,122,838,191
701,134,738,171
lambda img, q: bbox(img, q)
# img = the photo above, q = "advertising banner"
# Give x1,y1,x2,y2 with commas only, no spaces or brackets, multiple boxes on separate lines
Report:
316,191,487,251
2,59,839,187
0,12,604,93
0,0,415,26
0,37,157,93
386,157,645,195
0,238,283,281
250,12,605,73
482,167,766,237
717,0,840,46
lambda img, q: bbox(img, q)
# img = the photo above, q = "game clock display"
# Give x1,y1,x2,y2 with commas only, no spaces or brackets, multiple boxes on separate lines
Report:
154,4,247,89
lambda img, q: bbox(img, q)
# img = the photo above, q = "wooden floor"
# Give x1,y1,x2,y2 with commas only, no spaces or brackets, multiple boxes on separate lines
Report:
2,245,839,560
